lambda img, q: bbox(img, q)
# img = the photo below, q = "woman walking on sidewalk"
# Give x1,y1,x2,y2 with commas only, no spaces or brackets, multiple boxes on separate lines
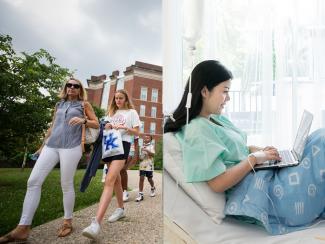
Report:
0,78,99,243
82,89,140,240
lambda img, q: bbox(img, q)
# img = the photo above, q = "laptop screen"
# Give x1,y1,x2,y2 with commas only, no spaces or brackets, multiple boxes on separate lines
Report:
292,110,313,161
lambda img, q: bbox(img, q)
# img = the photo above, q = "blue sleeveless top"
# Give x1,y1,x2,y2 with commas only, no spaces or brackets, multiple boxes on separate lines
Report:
46,100,84,149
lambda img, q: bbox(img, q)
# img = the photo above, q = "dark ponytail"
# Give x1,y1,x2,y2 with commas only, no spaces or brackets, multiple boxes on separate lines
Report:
164,60,232,133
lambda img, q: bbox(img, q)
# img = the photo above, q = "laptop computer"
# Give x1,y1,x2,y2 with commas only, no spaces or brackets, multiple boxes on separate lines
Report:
255,110,313,170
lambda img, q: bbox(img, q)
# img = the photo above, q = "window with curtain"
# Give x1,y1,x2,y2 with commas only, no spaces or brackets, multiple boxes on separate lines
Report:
151,88,159,102
179,0,325,147
140,86,148,101
151,106,157,118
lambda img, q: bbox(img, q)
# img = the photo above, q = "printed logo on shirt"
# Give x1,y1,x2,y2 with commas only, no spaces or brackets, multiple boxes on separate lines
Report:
111,114,126,125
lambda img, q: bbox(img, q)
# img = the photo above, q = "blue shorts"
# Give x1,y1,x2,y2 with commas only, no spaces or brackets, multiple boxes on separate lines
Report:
139,170,153,178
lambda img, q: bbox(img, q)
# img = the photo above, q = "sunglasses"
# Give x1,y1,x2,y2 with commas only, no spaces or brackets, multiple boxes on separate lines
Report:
66,83,81,89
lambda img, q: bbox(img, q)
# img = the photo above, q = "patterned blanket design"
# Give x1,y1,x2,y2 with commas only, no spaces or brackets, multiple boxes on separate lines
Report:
225,129,325,235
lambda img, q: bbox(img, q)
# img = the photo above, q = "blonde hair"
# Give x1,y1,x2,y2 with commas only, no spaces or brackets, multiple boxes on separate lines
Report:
108,89,134,116
58,77,87,101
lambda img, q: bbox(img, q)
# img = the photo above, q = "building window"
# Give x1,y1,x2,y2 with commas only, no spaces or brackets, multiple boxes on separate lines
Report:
151,88,158,102
140,105,146,117
140,121,144,133
140,86,148,101
151,106,157,118
150,122,156,134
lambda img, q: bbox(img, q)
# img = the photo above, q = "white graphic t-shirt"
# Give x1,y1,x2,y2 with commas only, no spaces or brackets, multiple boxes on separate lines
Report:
104,109,141,143
139,143,155,171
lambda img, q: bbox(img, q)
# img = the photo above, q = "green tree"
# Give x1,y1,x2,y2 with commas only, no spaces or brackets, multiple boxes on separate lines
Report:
0,34,71,166
91,103,106,119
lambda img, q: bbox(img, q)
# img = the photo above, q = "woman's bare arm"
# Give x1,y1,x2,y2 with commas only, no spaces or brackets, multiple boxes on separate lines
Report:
207,156,258,193
208,148,281,193
84,102,99,129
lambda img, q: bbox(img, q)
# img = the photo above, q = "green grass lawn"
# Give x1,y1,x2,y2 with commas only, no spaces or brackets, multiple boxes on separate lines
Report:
0,168,104,235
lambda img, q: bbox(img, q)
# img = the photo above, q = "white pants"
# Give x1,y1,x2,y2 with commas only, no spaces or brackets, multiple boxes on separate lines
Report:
19,145,82,225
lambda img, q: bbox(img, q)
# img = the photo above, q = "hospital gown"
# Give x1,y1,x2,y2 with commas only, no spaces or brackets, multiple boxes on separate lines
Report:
176,115,325,235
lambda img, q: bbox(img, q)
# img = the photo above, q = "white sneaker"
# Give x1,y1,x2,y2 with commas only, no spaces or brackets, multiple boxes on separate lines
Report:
123,190,129,202
82,217,100,240
108,208,125,222
150,187,156,197
135,193,144,202
101,165,108,183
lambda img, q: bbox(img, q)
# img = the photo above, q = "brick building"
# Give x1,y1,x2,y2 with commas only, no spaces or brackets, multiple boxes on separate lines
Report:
86,61,163,146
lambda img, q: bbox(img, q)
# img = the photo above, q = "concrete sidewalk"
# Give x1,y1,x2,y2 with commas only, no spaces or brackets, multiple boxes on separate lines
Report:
27,170,162,244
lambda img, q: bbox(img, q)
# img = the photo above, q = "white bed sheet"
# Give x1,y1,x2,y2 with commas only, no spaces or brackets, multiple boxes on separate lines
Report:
164,171,325,244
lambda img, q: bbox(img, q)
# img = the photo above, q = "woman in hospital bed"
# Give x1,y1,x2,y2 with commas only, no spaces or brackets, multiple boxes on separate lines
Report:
164,60,325,235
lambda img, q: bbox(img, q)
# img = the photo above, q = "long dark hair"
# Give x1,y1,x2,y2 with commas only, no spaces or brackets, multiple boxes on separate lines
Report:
164,60,233,133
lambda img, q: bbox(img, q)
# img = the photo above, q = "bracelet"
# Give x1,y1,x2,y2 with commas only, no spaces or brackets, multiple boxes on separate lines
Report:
83,119,87,124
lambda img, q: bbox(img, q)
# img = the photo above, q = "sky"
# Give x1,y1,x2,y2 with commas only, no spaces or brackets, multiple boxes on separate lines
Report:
0,0,162,85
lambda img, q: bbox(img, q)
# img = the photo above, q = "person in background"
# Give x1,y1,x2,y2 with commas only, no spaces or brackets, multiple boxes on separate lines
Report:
0,78,99,243
135,135,156,202
121,136,139,201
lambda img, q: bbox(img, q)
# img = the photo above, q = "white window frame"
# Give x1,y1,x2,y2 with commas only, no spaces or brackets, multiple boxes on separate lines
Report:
140,86,148,101
151,106,157,118
151,88,158,102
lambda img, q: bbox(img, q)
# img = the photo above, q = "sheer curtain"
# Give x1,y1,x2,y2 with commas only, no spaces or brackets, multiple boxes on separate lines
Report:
163,0,325,148
272,0,325,148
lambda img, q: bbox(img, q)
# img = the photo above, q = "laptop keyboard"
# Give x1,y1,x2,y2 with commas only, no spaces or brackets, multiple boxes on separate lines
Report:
260,150,295,167
279,150,295,163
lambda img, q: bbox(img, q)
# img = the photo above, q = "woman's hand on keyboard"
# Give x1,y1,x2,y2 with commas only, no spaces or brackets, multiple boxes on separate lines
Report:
251,148,281,164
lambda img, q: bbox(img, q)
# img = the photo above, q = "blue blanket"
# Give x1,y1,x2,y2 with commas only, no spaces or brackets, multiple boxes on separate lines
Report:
224,128,325,235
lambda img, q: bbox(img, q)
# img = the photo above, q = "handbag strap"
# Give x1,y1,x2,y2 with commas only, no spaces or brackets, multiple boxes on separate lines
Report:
81,101,87,152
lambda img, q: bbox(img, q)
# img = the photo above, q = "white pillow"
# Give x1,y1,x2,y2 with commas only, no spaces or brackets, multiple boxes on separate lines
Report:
164,132,226,224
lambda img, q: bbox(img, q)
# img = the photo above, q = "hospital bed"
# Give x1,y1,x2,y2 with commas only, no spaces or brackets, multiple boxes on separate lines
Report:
163,133,325,244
